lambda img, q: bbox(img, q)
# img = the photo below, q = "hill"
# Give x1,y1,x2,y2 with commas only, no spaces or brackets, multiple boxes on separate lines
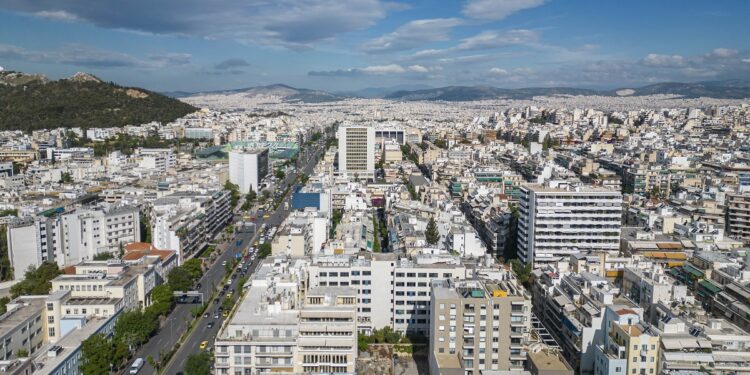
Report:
182,84,345,103
0,71,197,131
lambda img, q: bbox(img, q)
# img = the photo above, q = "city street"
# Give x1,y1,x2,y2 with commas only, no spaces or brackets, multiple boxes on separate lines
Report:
134,138,326,375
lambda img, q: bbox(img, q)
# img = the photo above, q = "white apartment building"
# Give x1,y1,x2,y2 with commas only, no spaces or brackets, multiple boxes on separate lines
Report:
337,126,375,180
517,183,622,266
151,190,232,262
307,253,467,335
6,205,140,281
214,256,357,375
136,148,176,173
228,148,269,194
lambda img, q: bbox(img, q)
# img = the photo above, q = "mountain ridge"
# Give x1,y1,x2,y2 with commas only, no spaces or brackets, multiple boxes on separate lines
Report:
169,79,750,102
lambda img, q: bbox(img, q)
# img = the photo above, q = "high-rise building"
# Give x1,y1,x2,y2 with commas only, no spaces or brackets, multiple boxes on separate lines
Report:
229,148,269,194
517,184,622,266
727,192,750,242
429,278,532,375
337,126,375,179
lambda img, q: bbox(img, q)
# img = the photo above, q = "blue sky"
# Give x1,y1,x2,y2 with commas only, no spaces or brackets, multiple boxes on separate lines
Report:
0,0,749,92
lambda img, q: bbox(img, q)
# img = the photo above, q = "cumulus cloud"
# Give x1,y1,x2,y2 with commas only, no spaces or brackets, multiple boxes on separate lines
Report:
462,0,546,21
0,0,392,49
707,48,738,58
408,65,430,73
458,29,539,50
489,67,509,76
214,58,250,70
362,18,463,53
0,42,190,69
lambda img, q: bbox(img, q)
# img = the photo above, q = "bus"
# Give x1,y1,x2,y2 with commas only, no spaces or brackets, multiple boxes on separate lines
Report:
130,358,144,374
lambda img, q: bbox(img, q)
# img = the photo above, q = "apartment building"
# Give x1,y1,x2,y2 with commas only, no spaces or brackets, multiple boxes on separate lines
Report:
215,256,357,374
727,192,750,242
6,205,140,281
298,287,358,374
307,253,467,335
337,126,375,180
594,308,660,375
429,278,532,375
228,148,269,194
151,190,232,262
0,297,46,360
136,148,176,173
518,183,622,266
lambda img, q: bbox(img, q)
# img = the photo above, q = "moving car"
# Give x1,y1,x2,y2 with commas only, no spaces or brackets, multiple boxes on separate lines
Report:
207,322,214,328
129,358,144,374
200,341,208,350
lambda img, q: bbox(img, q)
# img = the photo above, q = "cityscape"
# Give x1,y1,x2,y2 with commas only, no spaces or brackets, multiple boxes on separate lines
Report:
1,1,750,375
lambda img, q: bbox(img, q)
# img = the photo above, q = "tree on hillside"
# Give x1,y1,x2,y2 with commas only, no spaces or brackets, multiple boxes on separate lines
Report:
425,217,440,245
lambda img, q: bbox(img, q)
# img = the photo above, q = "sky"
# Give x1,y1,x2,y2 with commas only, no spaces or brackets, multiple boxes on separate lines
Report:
0,0,749,93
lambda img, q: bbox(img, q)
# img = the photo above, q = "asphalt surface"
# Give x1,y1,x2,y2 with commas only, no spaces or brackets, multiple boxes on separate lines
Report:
132,139,326,375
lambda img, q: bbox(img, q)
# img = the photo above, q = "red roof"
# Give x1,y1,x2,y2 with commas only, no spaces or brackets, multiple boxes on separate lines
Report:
122,242,176,262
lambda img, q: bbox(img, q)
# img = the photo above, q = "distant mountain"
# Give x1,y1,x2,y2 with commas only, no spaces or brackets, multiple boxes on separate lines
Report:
336,84,433,99
179,84,345,103
0,71,197,131
607,80,750,99
384,80,750,101
166,79,750,104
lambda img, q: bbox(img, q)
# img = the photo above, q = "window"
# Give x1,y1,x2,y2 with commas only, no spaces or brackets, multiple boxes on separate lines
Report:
48,328,55,337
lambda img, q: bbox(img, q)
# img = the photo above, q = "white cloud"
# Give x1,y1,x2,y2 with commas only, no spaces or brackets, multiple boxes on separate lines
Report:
458,29,538,50
708,48,738,58
0,42,190,69
408,65,430,73
362,18,463,53
33,10,79,22
642,53,685,67
360,64,406,74
462,0,546,21
489,67,509,76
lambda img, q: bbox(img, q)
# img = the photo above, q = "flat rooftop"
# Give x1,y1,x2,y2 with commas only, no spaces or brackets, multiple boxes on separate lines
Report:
0,298,45,339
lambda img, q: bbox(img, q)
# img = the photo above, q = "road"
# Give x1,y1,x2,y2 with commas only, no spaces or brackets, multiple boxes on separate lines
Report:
135,139,326,375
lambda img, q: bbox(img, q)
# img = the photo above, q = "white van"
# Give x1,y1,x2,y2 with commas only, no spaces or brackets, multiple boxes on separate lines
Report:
129,358,144,374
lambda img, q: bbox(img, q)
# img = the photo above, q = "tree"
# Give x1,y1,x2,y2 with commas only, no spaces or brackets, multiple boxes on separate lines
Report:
80,334,114,375
510,259,532,285
0,297,9,315
258,243,272,258
15,348,28,357
425,217,440,245
140,212,152,243
275,169,286,180
182,259,203,280
246,189,257,204
114,311,157,350
185,352,211,375
150,284,174,306
93,252,115,261
60,172,73,183
168,267,193,292
0,226,13,281
11,262,61,298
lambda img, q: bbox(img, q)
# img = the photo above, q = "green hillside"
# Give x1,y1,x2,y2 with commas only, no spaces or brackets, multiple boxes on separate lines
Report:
0,71,196,131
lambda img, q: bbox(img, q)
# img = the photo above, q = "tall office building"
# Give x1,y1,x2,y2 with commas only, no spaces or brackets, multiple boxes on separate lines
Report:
229,148,269,194
518,183,622,266
337,126,375,179
429,278,532,375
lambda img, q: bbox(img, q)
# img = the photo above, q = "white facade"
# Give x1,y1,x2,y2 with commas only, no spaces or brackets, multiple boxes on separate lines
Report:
518,184,622,266
337,126,375,179
228,148,269,194
7,205,139,280
307,253,467,335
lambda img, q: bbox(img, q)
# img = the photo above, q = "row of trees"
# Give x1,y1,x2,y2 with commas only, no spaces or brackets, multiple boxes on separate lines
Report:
80,258,205,373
